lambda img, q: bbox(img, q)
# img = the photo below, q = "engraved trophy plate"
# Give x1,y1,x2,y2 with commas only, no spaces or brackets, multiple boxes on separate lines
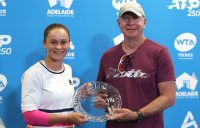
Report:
74,81,122,122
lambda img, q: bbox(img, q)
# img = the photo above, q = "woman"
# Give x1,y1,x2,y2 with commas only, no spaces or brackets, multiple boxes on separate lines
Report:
21,23,88,128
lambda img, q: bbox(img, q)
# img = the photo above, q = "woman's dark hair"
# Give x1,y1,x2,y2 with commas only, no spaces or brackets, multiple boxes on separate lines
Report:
43,23,70,42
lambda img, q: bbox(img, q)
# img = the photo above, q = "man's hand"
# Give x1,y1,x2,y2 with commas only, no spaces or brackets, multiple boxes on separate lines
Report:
106,108,137,122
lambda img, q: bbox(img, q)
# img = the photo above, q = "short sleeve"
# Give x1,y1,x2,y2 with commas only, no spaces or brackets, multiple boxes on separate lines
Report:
21,69,42,113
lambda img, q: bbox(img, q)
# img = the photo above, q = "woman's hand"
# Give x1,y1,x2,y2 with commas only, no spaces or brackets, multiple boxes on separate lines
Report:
93,91,109,109
66,113,88,126
80,83,93,99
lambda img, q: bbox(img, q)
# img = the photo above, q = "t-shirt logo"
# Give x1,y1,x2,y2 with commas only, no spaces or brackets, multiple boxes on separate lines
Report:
68,79,73,85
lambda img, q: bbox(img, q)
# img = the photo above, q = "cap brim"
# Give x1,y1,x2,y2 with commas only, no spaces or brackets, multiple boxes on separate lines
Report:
120,10,142,17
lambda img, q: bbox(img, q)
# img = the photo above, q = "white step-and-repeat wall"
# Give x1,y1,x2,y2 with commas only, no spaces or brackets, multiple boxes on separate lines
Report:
0,0,199,127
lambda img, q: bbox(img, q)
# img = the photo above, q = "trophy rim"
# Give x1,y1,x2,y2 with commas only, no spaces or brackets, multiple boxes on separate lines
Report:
73,81,122,122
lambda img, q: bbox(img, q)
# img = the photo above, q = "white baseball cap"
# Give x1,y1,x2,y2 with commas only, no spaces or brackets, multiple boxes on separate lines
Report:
118,2,145,18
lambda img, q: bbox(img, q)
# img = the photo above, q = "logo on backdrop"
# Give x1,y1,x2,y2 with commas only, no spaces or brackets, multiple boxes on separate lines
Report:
0,74,7,104
0,74,7,93
176,72,198,98
47,0,74,17
0,34,12,55
113,0,138,10
65,41,75,59
168,0,200,17
0,0,6,16
174,33,196,60
113,33,124,45
112,0,137,17
181,111,198,128
72,77,80,88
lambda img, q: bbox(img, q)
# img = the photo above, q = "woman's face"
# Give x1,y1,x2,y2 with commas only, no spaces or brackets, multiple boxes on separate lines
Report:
44,28,70,62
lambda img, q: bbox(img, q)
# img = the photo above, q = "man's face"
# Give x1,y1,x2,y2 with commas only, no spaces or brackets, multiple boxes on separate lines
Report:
118,12,146,38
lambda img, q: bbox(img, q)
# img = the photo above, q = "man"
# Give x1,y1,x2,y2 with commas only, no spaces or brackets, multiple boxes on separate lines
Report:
97,2,176,128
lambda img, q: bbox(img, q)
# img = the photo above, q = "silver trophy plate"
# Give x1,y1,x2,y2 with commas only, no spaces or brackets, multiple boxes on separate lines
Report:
74,81,122,122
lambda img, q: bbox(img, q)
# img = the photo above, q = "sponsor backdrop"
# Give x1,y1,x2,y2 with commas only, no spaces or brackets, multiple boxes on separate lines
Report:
0,0,199,127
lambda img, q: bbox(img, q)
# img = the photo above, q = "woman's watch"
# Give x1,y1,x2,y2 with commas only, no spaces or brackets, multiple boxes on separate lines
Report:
136,111,144,121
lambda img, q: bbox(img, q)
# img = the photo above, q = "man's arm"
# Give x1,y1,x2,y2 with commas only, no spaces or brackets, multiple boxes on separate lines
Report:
106,81,176,121
139,81,176,117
